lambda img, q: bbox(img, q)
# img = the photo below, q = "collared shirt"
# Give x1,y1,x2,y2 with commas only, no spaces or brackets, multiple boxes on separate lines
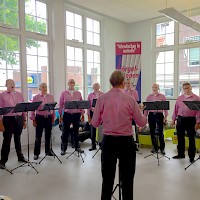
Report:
59,90,85,115
172,93,200,123
91,88,147,136
124,88,139,101
30,93,55,120
87,91,104,115
144,93,168,117
0,90,25,120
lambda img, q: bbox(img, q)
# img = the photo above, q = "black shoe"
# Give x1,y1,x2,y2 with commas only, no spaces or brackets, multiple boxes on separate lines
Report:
0,162,5,169
61,151,66,156
89,146,96,151
190,157,194,163
46,152,54,156
172,155,185,159
18,157,27,162
33,155,39,160
160,150,166,155
151,148,157,153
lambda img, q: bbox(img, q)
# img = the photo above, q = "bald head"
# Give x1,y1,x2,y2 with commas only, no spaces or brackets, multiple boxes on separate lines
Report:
152,83,159,94
6,79,15,92
39,82,47,94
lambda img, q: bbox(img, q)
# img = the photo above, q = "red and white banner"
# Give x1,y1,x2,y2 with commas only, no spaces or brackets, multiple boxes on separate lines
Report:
115,42,142,100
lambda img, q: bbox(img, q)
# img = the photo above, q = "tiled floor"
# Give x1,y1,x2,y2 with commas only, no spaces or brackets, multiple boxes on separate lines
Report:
0,139,200,200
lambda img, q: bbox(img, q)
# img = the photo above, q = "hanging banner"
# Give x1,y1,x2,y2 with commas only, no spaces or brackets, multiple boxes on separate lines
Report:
115,41,141,101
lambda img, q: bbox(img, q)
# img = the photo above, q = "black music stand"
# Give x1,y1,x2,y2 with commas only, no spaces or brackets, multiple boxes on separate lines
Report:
112,163,122,200
38,102,62,164
92,99,97,107
183,101,200,170
11,101,42,173
65,100,91,163
0,107,14,174
143,101,170,166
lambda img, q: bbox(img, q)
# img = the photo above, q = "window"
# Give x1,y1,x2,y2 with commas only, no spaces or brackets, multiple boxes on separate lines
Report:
0,0,19,28
156,51,174,97
0,33,21,92
87,50,101,95
66,46,83,95
179,48,199,95
66,11,82,42
156,21,174,47
25,0,48,34
65,9,102,98
26,39,49,101
86,18,100,46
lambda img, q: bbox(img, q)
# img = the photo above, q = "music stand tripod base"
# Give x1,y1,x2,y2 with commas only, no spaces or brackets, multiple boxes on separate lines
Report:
66,149,86,163
11,160,39,173
185,155,200,170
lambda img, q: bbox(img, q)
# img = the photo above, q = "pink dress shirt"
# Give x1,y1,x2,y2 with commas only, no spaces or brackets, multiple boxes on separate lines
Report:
91,88,147,136
0,90,25,120
59,90,85,115
30,93,55,121
172,93,200,123
124,89,139,101
87,91,104,115
144,93,168,117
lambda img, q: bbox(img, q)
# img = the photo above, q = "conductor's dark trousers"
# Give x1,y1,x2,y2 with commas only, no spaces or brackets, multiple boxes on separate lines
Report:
0,116,24,164
176,116,196,159
148,112,165,151
61,112,81,151
34,114,52,156
101,135,136,200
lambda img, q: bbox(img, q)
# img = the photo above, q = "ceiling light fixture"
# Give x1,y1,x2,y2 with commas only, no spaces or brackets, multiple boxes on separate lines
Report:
159,7,200,32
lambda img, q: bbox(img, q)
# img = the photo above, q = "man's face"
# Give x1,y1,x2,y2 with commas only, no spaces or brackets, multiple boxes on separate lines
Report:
40,84,47,94
152,84,159,93
6,80,15,91
93,84,100,91
183,84,192,95
125,81,131,89
68,79,75,90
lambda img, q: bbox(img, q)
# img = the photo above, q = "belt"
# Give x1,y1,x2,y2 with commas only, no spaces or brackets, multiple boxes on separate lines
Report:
178,115,195,119
36,114,51,118
149,112,163,115
4,115,21,118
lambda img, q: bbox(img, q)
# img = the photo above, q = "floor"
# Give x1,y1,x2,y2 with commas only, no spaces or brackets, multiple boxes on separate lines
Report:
0,138,200,200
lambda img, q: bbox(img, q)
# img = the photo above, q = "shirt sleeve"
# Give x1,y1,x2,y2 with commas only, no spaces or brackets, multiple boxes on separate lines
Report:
91,98,102,128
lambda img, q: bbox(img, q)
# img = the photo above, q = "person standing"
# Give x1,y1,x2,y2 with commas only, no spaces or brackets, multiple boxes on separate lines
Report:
91,70,147,200
172,82,200,163
144,83,168,155
0,79,27,169
87,82,104,151
59,79,85,155
124,78,139,101
30,83,55,160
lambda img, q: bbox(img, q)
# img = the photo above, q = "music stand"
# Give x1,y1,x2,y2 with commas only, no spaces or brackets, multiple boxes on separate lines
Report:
0,107,14,174
183,101,200,170
112,163,122,200
38,102,62,164
11,101,42,173
65,100,90,163
143,101,170,166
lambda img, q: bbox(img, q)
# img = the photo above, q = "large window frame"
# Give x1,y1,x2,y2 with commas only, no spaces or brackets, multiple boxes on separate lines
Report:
153,13,200,99
0,0,52,101
65,5,103,99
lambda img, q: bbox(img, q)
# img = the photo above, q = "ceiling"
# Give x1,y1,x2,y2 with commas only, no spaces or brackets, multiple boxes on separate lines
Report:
66,0,200,23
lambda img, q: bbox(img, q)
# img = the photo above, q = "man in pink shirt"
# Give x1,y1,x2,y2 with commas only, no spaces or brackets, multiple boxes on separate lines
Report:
87,82,104,151
0,79,27,169
59,79,85,155
144,83,168,155
30,83,55,160
172,82,200,163
124,78,139,101
91,70,147,200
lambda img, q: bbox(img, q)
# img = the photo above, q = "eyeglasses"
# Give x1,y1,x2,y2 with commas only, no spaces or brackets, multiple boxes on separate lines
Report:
183,87,190,90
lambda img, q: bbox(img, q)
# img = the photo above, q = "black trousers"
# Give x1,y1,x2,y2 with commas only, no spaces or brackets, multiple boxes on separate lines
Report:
34,115,52,156
148,112,165,151
101,135,136,200
176,116,196,158
0,116,24,164
61,112,81,151
90,110,96,147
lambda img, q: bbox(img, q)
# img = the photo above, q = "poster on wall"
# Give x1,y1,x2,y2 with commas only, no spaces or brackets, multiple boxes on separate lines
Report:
115,41,141,101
